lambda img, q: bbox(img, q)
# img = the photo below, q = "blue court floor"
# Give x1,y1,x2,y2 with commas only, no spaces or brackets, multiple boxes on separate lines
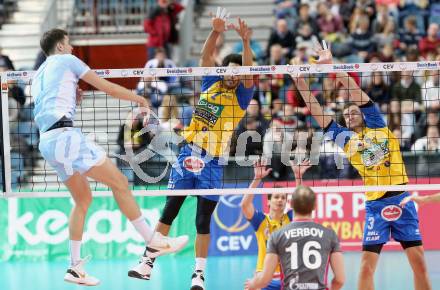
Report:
2,252,440,290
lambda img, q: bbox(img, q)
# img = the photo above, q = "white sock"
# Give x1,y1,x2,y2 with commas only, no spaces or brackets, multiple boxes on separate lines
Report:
195,257,207,272
131,215,154,243
70,240,82,266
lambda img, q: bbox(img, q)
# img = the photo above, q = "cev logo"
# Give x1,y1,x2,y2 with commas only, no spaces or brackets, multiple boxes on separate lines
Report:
213,195,249,233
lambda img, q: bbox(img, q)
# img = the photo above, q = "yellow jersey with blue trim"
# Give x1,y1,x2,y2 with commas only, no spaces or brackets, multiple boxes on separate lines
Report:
249,210,293,274
324,101,408,201
182,75,254,157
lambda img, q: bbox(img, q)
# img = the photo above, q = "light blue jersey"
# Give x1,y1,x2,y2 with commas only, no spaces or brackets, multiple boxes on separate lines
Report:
31,54,90,132
31,54,106,182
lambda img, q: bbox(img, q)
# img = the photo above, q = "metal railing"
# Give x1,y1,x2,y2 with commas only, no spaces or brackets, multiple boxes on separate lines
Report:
67,0,156,35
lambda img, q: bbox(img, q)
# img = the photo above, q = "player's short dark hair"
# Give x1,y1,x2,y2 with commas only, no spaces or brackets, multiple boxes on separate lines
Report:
40,29,68,56
291,185,316,215
222,53,242,66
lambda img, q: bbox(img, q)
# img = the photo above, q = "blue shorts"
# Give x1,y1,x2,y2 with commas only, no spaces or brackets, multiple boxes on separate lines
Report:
363,192,421,245
167,144,223,202
39,128,106,182
263,279,281,290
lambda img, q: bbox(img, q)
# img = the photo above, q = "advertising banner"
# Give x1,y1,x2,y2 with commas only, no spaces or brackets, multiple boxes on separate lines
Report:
208,193,262,256
0,196,197,261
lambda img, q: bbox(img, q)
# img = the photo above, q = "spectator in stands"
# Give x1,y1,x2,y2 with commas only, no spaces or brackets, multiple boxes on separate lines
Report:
419,23,440,58
0,46,15,71
371,5,393,34
254,76,272,115
348,13,376,60
7,81,26,106
355,0,376,18
294,24,319,57
398,16,424,53
374,20,397,48
365,71,390,109
137,47,180,107
319,135,356,179
266,44,290,100
422,70,440,110
387,99,401,130
329,0,355,26
316,2,344,42
274,0,297,29
144,0,184,59
232,99,269,157
263,117,298,180
293,3,319,36
412,126,440,152
391,71,422,105
232,28,265,64
266,19,296,60
267,44,288,66
414,108,440,141
271,98,284,118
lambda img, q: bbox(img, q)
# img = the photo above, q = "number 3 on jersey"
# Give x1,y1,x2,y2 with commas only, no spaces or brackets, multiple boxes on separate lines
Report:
286,241,322,270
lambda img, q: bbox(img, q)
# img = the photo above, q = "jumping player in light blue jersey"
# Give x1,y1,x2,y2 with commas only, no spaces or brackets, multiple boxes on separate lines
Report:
32,29,188,286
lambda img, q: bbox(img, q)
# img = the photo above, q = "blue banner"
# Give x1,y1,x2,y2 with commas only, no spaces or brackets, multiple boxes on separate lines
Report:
208,184,263,256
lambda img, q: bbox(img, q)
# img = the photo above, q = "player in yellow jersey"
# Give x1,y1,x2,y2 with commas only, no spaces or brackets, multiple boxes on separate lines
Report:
241,159,312,290
135,7,255,290
290,42,431,290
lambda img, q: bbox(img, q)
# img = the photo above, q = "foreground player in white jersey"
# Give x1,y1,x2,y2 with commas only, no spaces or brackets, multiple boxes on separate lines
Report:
31,29,188,286
245,186,345,290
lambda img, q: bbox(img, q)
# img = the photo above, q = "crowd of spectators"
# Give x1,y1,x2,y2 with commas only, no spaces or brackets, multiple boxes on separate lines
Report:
132,0,440,181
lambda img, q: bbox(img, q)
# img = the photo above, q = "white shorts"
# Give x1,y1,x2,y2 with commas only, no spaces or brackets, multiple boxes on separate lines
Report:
39,128,106,182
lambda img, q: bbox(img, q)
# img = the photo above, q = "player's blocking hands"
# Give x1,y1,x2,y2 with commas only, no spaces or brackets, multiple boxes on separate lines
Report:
210,7,233,33
231,18,251,42
313,39,333,65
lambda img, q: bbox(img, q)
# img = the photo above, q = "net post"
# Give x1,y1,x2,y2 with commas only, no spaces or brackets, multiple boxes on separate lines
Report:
0,72,12,196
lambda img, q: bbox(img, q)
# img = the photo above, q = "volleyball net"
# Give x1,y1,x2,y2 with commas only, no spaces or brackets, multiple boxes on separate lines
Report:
1,61,440,198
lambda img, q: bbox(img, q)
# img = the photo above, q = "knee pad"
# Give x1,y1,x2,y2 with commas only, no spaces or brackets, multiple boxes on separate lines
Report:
159,196,186,225
195,197,218,234
196,213,212,234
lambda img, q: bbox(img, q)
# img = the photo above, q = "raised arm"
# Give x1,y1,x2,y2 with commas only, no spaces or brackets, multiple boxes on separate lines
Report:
82,71,148,107
200,7,231,67
241,160,272,220
291,74,333,129
244,253,279,290
232,18,254,88
336,72,371,106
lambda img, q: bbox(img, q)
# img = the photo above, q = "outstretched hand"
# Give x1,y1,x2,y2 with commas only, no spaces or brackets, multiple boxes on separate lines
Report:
313,40,333,64
231,18,251,42
290,158,312,179
210,7,233,33
253,158,272,180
